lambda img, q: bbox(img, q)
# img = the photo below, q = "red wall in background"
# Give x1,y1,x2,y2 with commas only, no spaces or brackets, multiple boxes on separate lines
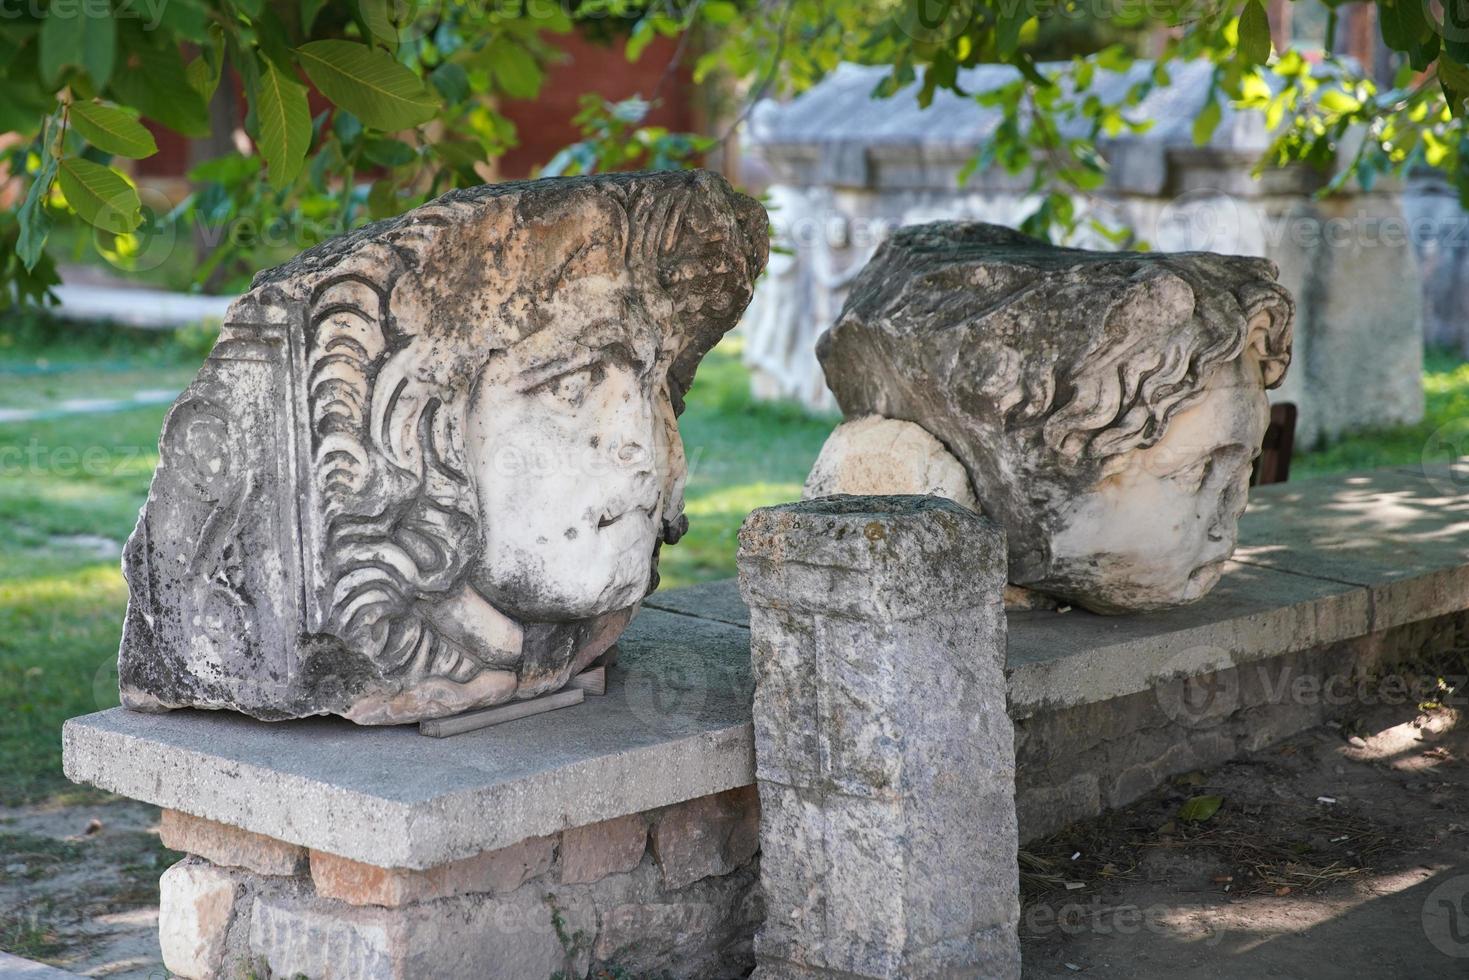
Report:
497,32,696,177
134,32,697,182
137,126,192,180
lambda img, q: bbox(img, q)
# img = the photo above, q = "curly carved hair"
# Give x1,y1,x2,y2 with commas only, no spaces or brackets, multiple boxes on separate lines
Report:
823,222,1293,481
249,172,766,685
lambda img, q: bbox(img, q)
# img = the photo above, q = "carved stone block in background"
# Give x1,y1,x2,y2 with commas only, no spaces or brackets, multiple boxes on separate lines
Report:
119,171,767,723
738,496,1019,979
742,60,1424,447
816,221,1294,614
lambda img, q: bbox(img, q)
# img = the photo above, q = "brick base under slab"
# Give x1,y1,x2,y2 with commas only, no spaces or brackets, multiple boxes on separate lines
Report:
156,789,761,980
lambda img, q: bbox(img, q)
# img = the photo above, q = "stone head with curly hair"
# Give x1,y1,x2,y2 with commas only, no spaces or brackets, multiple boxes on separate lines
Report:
816,222,1293,613
118,171,767,722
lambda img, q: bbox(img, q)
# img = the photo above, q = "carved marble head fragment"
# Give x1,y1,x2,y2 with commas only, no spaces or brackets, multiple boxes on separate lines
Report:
119,171,767,722
817,222,1293,613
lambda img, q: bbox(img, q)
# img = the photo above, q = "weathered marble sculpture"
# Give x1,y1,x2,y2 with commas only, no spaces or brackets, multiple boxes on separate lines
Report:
119,171,767,722
814,222,1293,614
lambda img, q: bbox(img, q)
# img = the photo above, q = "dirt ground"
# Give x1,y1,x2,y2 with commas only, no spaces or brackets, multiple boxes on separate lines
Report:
1021,701,1469,978
1,797,175,977
4,703,1468,979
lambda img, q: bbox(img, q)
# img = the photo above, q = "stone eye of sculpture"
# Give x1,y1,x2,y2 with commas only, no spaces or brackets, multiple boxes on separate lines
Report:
812,221,1293,614
118,171,767,723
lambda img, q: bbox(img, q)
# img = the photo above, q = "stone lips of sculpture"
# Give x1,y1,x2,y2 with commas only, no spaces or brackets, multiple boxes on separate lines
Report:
817,221,1293,614
118,171,768,723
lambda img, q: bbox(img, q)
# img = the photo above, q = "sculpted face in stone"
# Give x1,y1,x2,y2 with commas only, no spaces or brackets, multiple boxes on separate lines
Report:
465,311,664,622
817,222,1292,613
118,171,767,722
1049,351,1272,607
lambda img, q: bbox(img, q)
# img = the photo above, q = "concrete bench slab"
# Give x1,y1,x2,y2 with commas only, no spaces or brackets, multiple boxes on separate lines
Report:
649,470,1468,716
1004,558,1370,718
64,609,754,870
644,577,752,628
1234,468,1469,630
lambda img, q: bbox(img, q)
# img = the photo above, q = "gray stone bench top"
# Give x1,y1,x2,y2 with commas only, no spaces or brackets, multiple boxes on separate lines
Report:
65,610,754,869
65,466,1469,867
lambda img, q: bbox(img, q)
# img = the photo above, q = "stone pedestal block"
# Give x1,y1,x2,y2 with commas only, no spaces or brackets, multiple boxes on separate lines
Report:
737,495,1019,979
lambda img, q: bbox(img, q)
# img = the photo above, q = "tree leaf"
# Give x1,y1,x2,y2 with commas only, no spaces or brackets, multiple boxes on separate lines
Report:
702,1,738,25
362,137,415,166
186,55,223,102
1377,0,1432,54
996,8,1031,58
40,5,115,86
0,90,40,136
1441,55,1469,118
358,0,400,49
1318,87,1363,113
487,41,543,100
1379,3,1418,56
56,157,141,234
295,40,439,131
366,177,398,218
80,7,116,87
17,147,58,271
1238,0,1272,66
253,59,312,189
432,139,483,183
1192,95,1223,144
39,9,82,86
68,102,158,159
301,0,330,33
430,62,469,104
1178,795,1224,823
154,0,212,43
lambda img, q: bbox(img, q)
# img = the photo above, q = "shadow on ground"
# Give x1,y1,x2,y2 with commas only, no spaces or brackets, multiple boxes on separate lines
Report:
1022,697,1469,978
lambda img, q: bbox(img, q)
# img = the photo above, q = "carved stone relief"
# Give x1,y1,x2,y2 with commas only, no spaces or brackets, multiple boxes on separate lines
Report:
119,171,768,722
814,221,1293,614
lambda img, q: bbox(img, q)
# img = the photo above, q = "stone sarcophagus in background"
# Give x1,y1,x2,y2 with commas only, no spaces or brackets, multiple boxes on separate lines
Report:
810,221,1293,614
119,171,767,723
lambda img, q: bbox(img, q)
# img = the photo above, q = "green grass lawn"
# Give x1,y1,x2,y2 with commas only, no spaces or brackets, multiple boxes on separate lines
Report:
1292,350,1469,477
0,317,1464,807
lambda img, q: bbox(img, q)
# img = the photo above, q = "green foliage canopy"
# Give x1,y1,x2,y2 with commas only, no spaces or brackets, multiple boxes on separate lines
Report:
1,0,1466,304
